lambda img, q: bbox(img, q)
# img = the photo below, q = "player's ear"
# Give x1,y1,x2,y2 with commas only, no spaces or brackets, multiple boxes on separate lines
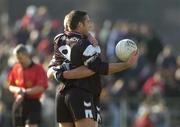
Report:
78,22,83,28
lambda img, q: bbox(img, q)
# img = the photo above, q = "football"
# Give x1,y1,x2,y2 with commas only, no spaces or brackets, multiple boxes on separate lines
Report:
115,39,137,61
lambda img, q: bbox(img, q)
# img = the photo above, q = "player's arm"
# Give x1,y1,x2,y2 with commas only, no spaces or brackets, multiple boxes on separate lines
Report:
47,64,95,80
24,86,45,95
48,35,138,80
63,66,95,79
8,84,45,96
8,85,22,94
49,47,138,80
62,51,137,79
7,68,22,94
107,51,138,74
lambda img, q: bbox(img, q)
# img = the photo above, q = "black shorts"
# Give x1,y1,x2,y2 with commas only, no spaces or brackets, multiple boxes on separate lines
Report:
12,98,42,126
56,87,102,124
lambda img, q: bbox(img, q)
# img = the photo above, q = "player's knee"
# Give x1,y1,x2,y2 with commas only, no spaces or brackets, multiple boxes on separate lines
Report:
58,122,74,127
75,118,96,127
25,124,38,127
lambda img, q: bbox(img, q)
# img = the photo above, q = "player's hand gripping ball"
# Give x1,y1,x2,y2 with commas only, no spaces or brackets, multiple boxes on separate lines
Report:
115,39,137,62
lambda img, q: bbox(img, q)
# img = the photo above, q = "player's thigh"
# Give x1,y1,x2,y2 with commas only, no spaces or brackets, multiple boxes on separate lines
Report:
12,100,25,127
75,118,98,127
56,90,73,123
25,124,38,127
58,122,75,127
24,99,41,125
65,88,96,121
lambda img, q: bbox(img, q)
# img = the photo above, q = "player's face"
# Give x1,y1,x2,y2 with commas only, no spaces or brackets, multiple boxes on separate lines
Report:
16,53,29,67
81,15,92,36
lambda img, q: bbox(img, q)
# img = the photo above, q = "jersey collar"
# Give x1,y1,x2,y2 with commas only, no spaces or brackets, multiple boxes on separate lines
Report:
65,31,86,39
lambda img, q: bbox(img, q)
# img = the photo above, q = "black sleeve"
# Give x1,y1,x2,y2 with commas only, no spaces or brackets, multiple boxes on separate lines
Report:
87,56,109,75
82,42,109,75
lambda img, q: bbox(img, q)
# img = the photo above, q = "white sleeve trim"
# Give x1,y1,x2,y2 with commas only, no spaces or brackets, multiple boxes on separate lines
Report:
83,45,101,56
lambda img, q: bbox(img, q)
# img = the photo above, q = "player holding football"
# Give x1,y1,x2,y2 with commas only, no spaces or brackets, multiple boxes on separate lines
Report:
48,10,138,127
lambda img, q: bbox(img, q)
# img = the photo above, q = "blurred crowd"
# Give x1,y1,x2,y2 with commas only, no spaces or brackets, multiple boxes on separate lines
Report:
0,5,180,127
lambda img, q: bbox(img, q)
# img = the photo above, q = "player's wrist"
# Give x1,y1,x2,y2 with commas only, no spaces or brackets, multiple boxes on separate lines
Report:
18,88,26,96
53,68,65,82
124,61,132,68
52,63,72,82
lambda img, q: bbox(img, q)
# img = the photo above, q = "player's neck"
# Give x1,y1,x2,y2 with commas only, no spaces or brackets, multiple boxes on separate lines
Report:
71,30,82,35
23,59,33,68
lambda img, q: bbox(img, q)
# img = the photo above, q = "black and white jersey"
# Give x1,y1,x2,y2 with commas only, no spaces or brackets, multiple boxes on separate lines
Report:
49,31,108,96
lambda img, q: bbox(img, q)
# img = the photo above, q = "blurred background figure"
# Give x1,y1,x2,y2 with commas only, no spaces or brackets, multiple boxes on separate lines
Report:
142,69,165,97
133,92,170,127
7,44,48,127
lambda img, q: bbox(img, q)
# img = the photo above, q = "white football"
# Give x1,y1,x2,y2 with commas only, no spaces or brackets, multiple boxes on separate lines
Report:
115,39,137,61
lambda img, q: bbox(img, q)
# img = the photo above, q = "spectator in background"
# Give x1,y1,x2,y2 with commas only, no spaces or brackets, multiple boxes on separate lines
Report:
174,55,180,95
0,101,8,127
133,93,170,127
133,104,155,127
157,45,176,69
157,45,177,97
139,24,163,66
142,69,165,97
21,5,37,29
15,5,37,45
7,44,48,127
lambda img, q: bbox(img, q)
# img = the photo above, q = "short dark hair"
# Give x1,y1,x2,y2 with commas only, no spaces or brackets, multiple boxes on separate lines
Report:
13,44,29,56
66,10,87,30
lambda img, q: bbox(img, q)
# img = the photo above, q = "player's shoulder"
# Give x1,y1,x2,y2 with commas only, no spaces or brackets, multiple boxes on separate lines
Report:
10,63,22,73
54,33,66,44
77,38,91,47
12,63,22,69
83,45,101,56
